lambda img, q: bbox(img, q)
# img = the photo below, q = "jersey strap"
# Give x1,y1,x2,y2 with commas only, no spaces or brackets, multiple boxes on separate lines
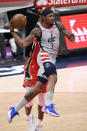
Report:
35,24,44,51
55,20,60,31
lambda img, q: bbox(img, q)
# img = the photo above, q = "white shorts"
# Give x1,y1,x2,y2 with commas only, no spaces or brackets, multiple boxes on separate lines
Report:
37,51,56,77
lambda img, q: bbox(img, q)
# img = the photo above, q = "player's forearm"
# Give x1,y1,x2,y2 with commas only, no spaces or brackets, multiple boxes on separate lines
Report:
11,31,33,48
11,31,25,48
62,29,71,38
57,22,72,40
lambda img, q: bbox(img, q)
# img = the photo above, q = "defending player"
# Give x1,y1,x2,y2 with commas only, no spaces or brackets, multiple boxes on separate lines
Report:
23,39,47,131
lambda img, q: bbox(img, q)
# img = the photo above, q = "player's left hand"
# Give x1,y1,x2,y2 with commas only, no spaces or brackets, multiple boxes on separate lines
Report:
69,33,75,42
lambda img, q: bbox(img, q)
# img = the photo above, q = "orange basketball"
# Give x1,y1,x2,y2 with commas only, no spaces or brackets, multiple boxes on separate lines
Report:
11,14,27,29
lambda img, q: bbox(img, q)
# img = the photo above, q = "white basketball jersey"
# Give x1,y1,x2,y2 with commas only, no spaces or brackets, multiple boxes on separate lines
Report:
37,21,60,63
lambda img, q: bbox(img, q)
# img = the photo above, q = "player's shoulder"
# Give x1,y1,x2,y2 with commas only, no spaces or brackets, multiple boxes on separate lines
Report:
55,20,65,31
55,21,63,26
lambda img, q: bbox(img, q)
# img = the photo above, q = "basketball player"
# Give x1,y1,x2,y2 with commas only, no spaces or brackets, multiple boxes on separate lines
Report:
8,8,75,123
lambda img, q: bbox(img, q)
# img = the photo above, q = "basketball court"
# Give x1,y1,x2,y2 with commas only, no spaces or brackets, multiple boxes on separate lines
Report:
0,58,87,131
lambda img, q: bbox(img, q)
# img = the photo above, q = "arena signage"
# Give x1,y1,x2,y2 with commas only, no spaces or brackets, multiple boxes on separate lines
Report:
60,13,87,50
0,0,86,11
0,0,32,2
35,0,87,7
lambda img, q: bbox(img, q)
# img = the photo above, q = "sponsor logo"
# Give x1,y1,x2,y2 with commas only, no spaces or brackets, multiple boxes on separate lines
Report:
35,0,87,7
70,20,87,43
36,0,48,6
60,13,87,50
45,63,50,68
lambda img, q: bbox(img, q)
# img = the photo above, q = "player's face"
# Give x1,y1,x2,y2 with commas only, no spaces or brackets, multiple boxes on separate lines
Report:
45,13,54,25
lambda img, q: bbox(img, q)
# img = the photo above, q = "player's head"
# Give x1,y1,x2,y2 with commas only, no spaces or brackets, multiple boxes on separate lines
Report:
42,8,54,25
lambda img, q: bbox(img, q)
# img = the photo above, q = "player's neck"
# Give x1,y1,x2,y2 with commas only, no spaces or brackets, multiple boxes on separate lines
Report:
41,21,53,29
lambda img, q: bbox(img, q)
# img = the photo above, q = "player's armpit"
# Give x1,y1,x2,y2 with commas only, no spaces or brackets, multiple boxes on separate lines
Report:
58,45,61,54
57,22,70,36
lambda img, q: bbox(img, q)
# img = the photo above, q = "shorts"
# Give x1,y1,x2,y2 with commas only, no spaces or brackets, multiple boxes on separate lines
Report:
23,76,47,93
37,51,57,78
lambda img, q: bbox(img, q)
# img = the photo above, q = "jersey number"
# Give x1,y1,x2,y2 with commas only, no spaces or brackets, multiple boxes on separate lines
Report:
48,34,55,49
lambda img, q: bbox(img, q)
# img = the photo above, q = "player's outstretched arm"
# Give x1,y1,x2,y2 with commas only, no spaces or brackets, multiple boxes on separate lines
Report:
10,21,41,48
57,21,75,42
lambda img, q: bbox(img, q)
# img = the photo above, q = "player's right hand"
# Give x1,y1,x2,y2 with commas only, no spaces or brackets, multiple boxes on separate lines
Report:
69,33,75,42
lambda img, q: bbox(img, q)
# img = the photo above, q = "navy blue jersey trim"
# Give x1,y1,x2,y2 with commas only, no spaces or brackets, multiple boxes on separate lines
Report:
35,24,44,51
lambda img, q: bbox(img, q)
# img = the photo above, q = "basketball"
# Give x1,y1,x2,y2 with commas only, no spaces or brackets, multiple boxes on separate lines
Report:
11,14,27,29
